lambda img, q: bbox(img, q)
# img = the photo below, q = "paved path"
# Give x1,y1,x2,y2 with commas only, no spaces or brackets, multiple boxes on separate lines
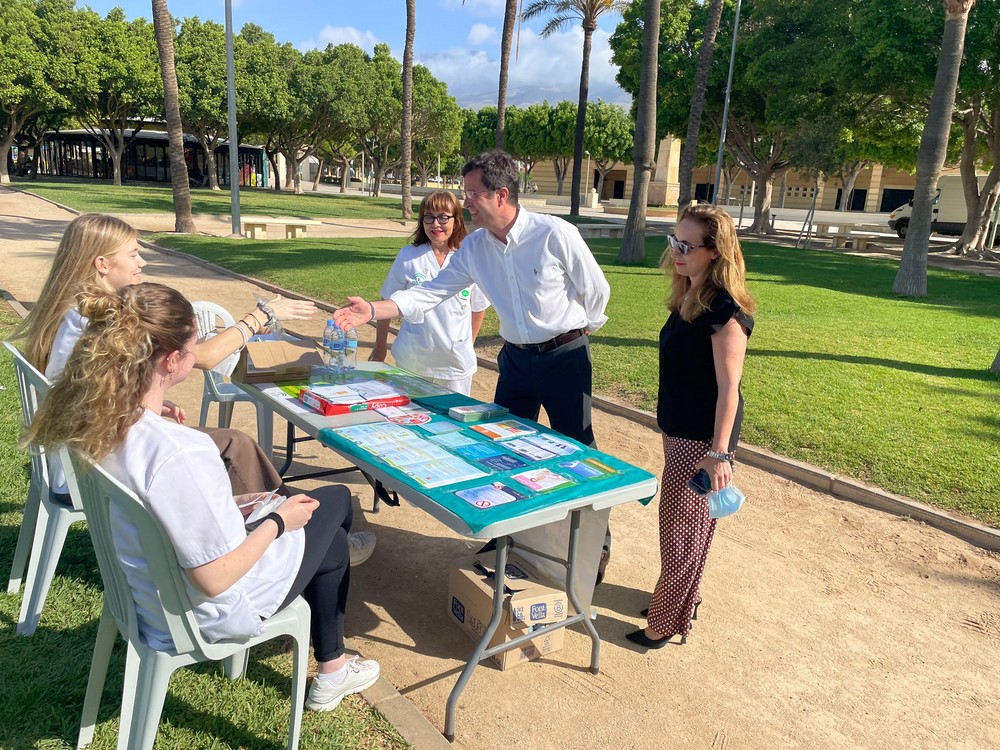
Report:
1,187,998,750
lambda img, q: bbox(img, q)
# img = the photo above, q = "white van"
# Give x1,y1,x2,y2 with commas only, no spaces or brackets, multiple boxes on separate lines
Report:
887,174,987,238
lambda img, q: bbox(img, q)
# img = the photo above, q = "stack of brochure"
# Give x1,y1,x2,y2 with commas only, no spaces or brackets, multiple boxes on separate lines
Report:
448,402,509,422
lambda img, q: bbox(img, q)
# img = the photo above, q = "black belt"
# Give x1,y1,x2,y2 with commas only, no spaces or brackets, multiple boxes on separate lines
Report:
507,329,586,355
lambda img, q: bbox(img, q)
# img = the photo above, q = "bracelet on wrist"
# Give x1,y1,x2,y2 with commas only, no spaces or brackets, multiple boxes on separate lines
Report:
706,449,735,462
264,512,284,538
368,301,376,324
232,322,250,348
256,300,278,328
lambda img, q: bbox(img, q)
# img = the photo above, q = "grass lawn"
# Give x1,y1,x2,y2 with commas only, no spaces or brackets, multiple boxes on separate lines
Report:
17,179,420,220
0,307,409,748
153,233,1000,525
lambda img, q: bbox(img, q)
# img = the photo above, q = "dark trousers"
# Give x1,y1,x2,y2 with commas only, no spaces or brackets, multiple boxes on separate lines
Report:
278,484,353,663
494,335,596,447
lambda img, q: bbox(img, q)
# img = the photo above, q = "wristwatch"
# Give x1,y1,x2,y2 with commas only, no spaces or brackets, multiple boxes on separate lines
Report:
706,449,734,462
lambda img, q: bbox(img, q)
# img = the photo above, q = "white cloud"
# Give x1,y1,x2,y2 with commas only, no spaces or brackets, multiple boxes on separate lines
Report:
298,25,381,53
418,27,630,109
466,23,496,46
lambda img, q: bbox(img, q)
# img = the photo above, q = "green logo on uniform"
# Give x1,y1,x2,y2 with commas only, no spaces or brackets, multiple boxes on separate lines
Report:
460,289,470,298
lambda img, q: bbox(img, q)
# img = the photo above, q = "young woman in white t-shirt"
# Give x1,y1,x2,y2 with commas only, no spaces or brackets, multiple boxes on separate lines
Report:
370,191,489,396
24,283,380,711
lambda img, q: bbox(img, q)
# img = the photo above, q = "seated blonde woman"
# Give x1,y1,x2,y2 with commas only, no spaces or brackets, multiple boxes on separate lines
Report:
11,213,375,564
24,282,380,711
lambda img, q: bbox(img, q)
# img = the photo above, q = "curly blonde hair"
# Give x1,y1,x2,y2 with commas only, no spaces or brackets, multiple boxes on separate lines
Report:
661,204,756,322
23,283,195,462
10,214,137,372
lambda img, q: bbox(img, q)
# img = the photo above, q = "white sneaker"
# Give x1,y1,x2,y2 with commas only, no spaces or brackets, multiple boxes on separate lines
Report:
305,656,381,712
349,531,376,567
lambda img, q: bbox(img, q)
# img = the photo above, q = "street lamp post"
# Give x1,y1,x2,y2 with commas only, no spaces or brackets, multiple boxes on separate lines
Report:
712,0,743,205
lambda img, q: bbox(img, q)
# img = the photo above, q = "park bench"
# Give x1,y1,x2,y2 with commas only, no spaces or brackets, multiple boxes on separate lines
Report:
831,233,879,252
576,223,625,239
239,216,323,240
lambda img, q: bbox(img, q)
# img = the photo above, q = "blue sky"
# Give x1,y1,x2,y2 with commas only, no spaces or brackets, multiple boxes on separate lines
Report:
81,0,632,109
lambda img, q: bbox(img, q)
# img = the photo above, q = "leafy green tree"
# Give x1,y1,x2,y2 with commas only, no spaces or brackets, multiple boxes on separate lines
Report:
462,107,498,158
677,0,724,215
175,16,227,189
522,0,629,215
151,0,195,233
313,44,368,193
550,100,578,194
65,8,162,186
411,66,462,186
893,0,977,296
355,43,402,197
585,99,633,196
0,0,69,184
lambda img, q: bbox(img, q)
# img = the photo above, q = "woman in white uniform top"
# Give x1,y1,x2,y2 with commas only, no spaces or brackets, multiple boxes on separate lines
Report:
24,283,380,712
371,191,489,396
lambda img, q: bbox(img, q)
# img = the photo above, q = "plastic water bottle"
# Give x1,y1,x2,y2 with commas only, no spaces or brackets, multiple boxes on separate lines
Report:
343,327,358,370
321,320,335,368
329,323,346,372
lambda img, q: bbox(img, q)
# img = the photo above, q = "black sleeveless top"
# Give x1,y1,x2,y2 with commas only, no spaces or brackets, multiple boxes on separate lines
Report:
657,289,754,449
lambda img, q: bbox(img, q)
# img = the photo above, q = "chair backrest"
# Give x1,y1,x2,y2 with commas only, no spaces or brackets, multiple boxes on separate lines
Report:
192,300,240,384
4,341,52,491
61,446,234,660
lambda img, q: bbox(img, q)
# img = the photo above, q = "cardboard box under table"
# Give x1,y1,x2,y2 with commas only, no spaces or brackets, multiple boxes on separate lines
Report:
448,552,568,670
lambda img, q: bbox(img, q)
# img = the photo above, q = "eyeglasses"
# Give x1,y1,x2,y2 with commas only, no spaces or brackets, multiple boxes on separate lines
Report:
422,214,454,225
462,189,492,202
668,235,714,256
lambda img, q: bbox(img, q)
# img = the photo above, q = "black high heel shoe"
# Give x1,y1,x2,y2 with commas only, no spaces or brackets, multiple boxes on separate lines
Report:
625,629,684,649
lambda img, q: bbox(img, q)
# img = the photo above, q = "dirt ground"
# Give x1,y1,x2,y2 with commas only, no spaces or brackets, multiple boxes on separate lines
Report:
2,187,998,750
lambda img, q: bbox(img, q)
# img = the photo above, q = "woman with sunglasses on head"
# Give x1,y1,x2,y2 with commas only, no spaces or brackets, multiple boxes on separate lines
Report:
627,204,755,650
370,191,489,396
24,282,380,711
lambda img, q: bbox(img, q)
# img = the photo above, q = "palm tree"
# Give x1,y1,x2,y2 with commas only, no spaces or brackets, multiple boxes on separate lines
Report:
401,0,415,220
496,0,520,148
151,0,196,233
677,0,725,216
522,0,628,215
617,0,660,263
892,0,976,296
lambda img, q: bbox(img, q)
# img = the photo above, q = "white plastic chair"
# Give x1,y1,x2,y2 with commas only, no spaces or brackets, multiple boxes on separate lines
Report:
62,447,310,750
4,341,87,636
192,301,274,457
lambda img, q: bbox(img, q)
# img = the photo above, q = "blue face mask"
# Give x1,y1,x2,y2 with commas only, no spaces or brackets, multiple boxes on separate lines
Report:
706,484,745,519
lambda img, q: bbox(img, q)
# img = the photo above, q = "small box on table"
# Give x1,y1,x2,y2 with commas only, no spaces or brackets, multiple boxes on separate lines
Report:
232,339,323,384
447,552,567,670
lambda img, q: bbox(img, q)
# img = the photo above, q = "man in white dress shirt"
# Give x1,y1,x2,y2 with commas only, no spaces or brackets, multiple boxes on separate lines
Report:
335,150,614,579
334,149,610,447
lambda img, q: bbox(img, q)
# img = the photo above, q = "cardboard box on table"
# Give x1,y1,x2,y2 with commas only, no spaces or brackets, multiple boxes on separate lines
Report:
447,552,568,670
232,339,323,384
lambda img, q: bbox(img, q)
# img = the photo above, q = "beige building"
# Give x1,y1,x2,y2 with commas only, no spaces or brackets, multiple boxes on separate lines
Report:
528,137,919,214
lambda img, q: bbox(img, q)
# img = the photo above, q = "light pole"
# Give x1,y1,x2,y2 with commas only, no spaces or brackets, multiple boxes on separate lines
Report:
583,150,591,205
224,0,241,236
712,0,743,205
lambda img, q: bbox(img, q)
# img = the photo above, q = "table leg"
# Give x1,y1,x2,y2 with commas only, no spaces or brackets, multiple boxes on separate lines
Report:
567,509,601,674
444,535,510,742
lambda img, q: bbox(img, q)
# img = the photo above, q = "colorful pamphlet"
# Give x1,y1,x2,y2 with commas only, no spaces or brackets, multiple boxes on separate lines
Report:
559,458,616,480
504,433,581,461
510,468,575,493
469,419,537,441
477,453,528,472
456,481,529,509
300,387,410,416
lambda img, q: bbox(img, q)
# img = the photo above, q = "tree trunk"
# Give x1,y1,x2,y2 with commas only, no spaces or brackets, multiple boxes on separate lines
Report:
312,157,325,191
496,0,518,149
109,144,124,186
201,137,221,190
749,170,776,233
553,156,570,194
267,150,281,190
0,132,16,185
401,0,415,220
341,156,350,192
618,0,660,263
152,0,196,233
570,25,595,217
677,0,724,216
893,1,975,296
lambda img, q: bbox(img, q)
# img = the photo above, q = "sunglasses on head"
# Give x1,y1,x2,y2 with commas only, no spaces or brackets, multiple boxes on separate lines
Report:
667,235,714,256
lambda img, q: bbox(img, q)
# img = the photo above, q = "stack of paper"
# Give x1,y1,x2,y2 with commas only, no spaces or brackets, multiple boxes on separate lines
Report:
447,402,509,422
